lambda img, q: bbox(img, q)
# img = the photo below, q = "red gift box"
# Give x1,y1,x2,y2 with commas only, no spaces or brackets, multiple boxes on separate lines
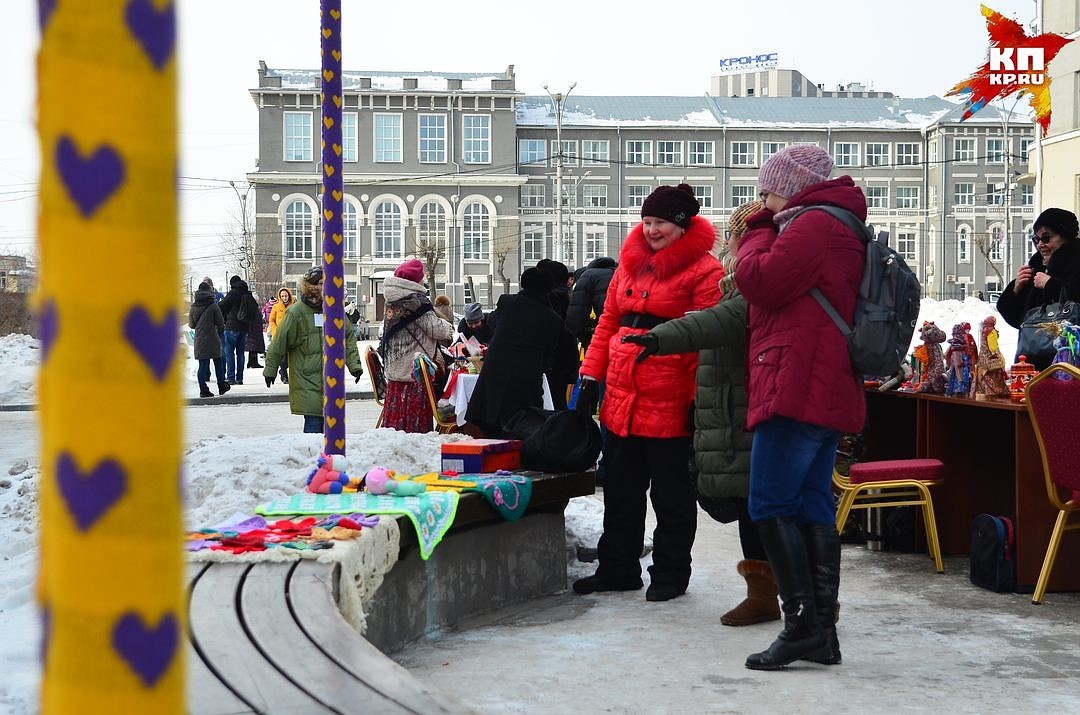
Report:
441,439,521,474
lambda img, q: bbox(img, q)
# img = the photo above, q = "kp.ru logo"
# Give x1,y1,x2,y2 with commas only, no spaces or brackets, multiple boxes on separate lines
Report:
988,47,1044,86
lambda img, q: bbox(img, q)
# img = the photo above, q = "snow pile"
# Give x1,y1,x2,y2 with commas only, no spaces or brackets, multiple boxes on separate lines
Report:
0,334,39,406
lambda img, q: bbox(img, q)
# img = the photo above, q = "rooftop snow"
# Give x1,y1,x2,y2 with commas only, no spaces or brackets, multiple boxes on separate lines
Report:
264,68,514,92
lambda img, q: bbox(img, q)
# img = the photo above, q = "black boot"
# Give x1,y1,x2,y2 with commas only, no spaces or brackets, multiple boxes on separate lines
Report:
801,523,842,665
217,380,231,395
745,517,825,670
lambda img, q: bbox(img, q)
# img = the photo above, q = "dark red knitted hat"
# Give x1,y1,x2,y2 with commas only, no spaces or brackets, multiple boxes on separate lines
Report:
640,184,699,229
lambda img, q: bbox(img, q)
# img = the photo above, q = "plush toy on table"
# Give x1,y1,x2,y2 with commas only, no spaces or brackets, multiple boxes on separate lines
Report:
363,466,427,496
975,315,1010,398
944,322,977,398
306,453,355,494
913,321,947,394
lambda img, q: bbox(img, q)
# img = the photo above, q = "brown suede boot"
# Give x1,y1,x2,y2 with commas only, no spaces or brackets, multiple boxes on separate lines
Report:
721,559,781,626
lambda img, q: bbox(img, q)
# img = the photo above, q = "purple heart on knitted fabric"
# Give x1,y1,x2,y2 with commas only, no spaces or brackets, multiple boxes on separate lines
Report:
38,299,59,363
124,0,176,70
112,612,178,687
39,0,57,29
123,306,177,381
56,453,127,532
56,136,125,218
40,604,52,664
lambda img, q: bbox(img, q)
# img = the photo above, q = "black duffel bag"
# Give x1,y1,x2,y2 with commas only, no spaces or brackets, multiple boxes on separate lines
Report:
501,407,601,473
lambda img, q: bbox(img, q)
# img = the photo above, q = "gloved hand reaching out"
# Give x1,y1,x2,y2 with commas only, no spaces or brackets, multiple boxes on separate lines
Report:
265,374,275,388
575,377,600,417
621,332,659,363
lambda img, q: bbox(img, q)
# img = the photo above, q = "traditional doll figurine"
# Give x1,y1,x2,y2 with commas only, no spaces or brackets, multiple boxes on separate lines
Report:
944,322,977,398
1048,320,1080,369
913,321,947,394
975,315,1010,398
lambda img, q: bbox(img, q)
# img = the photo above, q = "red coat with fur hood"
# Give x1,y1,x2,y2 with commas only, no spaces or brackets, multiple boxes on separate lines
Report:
581,216,723,438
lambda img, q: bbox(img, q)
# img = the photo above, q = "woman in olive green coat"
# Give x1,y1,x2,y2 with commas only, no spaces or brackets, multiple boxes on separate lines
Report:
624,200,779,626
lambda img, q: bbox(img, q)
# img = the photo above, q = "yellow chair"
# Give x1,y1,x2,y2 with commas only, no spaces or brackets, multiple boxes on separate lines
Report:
418,357,458,434
364,346,385,428
833,458,945,573
1024,363,1080,604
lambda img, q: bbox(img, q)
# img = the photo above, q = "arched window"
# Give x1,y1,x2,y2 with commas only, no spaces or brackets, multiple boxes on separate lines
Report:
957,225,970,263
462,202,489,260
284,200,314,259
342,202,358,259
416,201,446,254
373,201,403,259
989,225,1004,262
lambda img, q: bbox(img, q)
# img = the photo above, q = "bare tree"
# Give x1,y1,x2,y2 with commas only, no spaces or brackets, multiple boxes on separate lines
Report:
414,235,445,292
491,227,516,298
974,233,1006,286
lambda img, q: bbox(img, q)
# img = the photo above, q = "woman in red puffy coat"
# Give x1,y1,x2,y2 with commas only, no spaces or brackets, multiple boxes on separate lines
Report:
572,184,723,602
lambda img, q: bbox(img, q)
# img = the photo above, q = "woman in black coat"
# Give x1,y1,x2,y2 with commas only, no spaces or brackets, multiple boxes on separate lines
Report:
188,282,229,397
465,268,564,436
996,208,1080,369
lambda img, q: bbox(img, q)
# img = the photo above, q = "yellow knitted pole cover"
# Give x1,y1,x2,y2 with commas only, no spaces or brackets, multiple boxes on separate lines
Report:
37,1,184,712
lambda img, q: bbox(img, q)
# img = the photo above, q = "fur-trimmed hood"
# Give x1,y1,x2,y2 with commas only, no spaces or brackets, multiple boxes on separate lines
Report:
619,215,717,280
383,275,427,304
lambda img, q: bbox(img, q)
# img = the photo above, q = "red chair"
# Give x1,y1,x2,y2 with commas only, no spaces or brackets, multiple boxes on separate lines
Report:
1024,363,1080,604
833,458,945,573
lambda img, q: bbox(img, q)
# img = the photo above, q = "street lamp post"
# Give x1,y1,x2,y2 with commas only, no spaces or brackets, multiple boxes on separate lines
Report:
565,169,592,267
543,82,576,263
229,180,253,284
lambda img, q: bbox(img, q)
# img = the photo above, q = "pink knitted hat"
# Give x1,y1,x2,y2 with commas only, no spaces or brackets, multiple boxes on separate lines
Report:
394,258,425,283
757,144,833,199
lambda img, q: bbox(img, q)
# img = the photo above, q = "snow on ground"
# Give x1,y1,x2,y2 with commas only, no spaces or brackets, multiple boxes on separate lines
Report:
0,334,39,406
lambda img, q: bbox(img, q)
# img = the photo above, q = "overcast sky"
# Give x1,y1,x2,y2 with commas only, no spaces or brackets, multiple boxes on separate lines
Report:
0,0,1040,279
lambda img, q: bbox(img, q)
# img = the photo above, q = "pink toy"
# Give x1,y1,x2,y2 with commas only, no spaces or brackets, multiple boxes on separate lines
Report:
363,466,426,496
306,453,351,494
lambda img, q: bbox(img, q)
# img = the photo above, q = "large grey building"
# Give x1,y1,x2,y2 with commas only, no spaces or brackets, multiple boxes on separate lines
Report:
248,63,1036,317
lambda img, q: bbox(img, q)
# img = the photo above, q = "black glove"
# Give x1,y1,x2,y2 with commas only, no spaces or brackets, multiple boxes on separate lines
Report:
265,374,275,388
352,368,364,384
621,332,659,363
575,378,600,416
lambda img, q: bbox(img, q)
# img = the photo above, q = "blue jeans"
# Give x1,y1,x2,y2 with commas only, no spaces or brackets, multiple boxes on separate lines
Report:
748,416,840,525
196,357,225,392
223,330,246,382
303,415,324,433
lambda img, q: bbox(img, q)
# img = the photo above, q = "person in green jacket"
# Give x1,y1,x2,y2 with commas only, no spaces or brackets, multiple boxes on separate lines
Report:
263,267,363,433
623,200,779,626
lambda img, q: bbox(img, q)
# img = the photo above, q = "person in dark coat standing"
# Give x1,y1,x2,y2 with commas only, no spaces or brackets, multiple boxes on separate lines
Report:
465,268,564,437
535,259,579,409
996,208,1080,369
188,282,230,397
218,276,253,384
566,256,617,351
245,291,266,369
736,144,866,670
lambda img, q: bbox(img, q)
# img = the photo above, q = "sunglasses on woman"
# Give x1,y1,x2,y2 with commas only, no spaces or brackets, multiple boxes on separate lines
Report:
1031,231,1054,246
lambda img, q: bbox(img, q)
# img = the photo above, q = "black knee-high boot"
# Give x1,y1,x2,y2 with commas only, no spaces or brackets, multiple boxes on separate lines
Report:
745,517,825,670
801,523,842,665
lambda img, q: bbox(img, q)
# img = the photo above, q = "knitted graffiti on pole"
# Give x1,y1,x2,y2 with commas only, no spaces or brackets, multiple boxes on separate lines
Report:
38,1,184,712
320,0,347,456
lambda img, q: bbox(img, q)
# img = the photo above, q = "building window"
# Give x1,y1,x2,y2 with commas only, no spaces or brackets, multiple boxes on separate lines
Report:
731,185,756,205
462,202,490,259
583,224,606,264
416,201,446,256
986,138,1006,164
896,186,920,209
986,183,1005,205
522,223,544,263
521,184,545,208
989,225,1004,262
897,227,917,263
284,200,314,258
1019,138,1033,163
896,143,921,166
627,185,651,207
691,185,713,209
834,143,859,167
865,143,890,166
582,139,609,165
374,113,402,163
418,114,446,163
342,201,358,258
929,140,938,163
519,139,547,166
373,201,403,259
865,186,888,209
957,225,970,263
625,140,652,165
342,113,358,162
953,137,976,163
462,115,491,164
730,141,756,166
656,141,682,166
550,139,577,166
761,141,786,163
688,141,714,166
283,111,313,162
954,182,975,205
1021,184,1034,206
582,185,607,208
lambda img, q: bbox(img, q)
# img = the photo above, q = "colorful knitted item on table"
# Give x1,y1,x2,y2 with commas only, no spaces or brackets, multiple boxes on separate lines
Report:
944,322,976,397
915,321,947,394
976,316,1010,397
462,473,534,522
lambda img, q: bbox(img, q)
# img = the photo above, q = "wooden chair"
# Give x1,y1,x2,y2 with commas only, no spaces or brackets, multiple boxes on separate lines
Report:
833,458,945,573
418,357,458,434
1024,362,1080,604
364,346,385,428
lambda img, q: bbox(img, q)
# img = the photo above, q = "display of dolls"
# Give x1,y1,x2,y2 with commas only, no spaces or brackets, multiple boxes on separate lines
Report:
944,322,978,398
975,315,1010,398
913,321,947,394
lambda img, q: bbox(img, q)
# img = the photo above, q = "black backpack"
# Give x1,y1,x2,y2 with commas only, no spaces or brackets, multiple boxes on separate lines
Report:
786,205,921,377
501,407,601,473
969,513,1016,592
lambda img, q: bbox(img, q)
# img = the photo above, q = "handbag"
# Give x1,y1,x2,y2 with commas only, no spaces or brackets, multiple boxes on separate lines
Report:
1016,289,1079,371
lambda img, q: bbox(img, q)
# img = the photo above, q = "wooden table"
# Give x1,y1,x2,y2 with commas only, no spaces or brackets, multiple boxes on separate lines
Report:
862,389,1080,592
